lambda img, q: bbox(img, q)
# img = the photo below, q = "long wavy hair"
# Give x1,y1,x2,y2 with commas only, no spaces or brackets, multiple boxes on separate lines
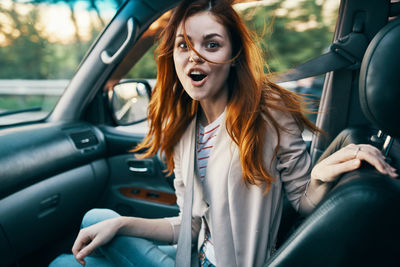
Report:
134,0,318,191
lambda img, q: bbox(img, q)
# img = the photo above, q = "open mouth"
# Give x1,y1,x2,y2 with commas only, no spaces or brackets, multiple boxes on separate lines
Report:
189,71,207,82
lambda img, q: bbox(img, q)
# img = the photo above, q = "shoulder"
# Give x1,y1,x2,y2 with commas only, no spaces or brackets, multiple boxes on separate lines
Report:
174,116,197,153
262,106,302,138
261,97,306,158
173,116,198,175
261,83,305,133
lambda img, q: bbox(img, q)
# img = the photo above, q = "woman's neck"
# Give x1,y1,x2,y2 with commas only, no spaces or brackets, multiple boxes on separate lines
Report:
198,84,228,125
199,102,226,126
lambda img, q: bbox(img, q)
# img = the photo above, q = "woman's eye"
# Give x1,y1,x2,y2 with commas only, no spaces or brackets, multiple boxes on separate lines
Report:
206,42,220,49
178,42,187,49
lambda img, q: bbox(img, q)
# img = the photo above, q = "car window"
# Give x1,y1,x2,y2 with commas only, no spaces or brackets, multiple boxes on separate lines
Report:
0,0,120,126
237,0,339,140
116,0,339,135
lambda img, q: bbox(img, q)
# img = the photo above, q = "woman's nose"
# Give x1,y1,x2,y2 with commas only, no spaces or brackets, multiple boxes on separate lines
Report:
188,50,203,63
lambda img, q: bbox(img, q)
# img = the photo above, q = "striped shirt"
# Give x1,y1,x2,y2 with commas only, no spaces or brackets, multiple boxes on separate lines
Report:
197,111,225,266
197,122,220,180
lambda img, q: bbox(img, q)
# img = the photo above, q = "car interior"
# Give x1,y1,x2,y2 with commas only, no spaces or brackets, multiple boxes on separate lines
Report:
266,15,400,267
0,0,399,266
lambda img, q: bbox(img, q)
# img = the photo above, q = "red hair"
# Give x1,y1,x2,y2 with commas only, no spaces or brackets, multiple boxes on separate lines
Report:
134,0,318,191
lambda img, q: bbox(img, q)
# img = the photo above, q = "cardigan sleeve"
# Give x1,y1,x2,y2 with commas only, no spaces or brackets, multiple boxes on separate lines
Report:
164,147,184,244
164,141,202,244
274,111,312,211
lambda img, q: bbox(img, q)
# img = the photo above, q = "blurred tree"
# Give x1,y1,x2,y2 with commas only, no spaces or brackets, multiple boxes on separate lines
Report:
0,0,118,79
241,0,336,73
0,2,49,78
0,0,119,113
29,0,122,28
126,44,158,79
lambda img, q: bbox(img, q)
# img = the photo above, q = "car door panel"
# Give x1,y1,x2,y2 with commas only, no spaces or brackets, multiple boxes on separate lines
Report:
0,122,109,265
0,162,107,263
100,127,179,219
0,122,106,198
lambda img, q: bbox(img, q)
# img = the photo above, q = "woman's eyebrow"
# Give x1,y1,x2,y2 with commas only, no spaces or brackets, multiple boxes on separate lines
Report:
203,33,223,39
175,33,223,40
176,34,191,40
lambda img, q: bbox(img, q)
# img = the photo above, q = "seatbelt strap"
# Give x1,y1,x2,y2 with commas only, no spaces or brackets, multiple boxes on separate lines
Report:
273,51,351,83
175,122,198,267
274,29,368,83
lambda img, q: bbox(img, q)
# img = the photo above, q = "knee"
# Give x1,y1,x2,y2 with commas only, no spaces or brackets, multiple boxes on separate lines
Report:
81,208,120,228
49,254,81,267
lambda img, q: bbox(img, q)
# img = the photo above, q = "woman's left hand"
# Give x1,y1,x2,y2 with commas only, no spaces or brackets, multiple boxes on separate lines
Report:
300,144,398,213
311,143,398,183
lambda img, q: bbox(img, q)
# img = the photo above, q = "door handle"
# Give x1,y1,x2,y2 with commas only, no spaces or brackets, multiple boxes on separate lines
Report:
129,167,148,173
127,159,154,175
101,17,135,64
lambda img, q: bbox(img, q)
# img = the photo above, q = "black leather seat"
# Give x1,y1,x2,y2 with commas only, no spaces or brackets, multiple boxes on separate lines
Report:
265,18,400,267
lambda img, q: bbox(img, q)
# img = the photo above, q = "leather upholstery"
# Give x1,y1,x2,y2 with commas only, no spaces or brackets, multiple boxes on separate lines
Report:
266,172,400,267
266,14,400,267
359,18,400,137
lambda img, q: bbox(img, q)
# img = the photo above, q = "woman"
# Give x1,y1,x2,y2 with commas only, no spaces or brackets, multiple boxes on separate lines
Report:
50,0,397,266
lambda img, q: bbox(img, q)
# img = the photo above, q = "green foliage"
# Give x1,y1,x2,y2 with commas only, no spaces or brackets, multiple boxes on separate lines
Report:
126,45,158,79
0,6,48,79
0,96,20,110
0,1,104,79
241,0,337,73
0,0,110,115
0,95,59,112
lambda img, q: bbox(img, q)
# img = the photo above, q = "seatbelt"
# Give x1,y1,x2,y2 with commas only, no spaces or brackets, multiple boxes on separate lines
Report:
273,29,368,83
175,122,198,267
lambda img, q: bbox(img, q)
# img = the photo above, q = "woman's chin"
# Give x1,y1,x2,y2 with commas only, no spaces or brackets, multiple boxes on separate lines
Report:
184,91,205,101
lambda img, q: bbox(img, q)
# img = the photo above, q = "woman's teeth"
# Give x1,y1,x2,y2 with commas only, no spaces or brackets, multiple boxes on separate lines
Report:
189,71,207,81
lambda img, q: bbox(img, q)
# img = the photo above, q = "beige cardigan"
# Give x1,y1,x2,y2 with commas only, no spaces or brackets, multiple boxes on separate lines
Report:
167,110,311,267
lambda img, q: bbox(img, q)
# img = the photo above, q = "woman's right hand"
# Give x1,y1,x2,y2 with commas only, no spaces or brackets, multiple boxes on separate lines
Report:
72,217,122,266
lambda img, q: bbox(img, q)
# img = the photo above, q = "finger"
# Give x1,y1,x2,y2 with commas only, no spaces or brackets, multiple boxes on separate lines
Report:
358,144,382,155
356,148,398,178
334,144,397,177
76,258,85,266
72,231,94,265
73,248,86,266
356,149,388,174
384,164,398,178
76,237,102,261
318,159,361,182
322,144,360,165
72,232,91,256
388,165,398,176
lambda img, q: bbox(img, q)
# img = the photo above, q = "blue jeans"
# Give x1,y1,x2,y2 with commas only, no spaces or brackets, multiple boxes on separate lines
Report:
49,209,176,267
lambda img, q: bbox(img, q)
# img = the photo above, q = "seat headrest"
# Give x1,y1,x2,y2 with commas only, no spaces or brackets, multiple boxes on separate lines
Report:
359,19,400,138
